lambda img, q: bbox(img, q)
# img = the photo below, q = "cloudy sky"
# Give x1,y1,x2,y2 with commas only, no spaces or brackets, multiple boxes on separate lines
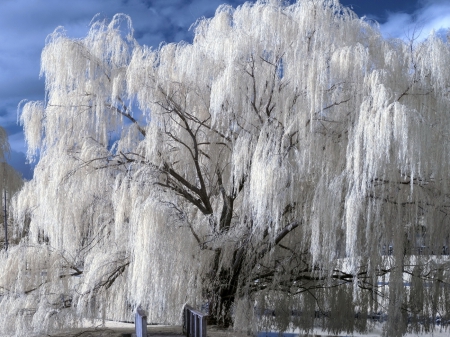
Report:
1,0,450,179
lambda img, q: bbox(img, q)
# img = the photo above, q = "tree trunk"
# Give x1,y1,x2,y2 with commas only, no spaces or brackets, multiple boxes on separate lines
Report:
207,246,244,327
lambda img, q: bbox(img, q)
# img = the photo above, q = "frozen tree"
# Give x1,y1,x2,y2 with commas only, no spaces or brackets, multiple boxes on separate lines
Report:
3,0,450,336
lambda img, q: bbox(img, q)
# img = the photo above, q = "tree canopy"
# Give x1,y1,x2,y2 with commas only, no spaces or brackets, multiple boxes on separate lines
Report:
2,0,450,336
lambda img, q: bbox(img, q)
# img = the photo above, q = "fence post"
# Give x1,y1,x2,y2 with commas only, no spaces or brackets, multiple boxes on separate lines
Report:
184,305,207,337
201,313,206,337
135,307,148,337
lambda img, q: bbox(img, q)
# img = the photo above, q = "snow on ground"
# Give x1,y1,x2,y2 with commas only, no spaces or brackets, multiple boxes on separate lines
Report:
258,325,449,337
48,321,449,337
47,321,182,337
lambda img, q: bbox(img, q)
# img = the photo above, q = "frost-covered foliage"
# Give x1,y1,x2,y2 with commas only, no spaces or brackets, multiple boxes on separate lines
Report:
3,0,450,336
0,126,23,249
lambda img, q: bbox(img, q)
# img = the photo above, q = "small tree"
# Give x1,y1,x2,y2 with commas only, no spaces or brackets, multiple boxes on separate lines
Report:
2,0,450,336
0,127,23,249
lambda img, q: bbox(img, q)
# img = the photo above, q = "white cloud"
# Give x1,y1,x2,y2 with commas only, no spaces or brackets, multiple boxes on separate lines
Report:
380,0,450,41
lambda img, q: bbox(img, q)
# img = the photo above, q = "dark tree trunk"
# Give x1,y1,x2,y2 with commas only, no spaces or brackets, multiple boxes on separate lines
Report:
207,246,245,327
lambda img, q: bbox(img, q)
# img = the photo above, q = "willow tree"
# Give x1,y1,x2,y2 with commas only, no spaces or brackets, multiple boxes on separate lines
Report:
0,127,23,250
2,0,450,336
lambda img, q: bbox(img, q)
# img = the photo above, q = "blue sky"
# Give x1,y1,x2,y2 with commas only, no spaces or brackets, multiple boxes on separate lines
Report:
1,0,450,179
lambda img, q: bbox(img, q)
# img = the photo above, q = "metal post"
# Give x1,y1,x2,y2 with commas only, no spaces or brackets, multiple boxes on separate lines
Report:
194,314,200,337
201,314,206,337
135,307,148,337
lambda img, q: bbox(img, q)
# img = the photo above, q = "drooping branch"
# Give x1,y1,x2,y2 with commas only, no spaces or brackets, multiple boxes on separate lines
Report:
216,168,233,231
89,260,130,294
106,102,146,137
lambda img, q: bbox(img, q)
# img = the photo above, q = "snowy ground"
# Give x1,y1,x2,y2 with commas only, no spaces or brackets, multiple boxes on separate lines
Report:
46,321,181,337
45,321,449,337
257,327,450,337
